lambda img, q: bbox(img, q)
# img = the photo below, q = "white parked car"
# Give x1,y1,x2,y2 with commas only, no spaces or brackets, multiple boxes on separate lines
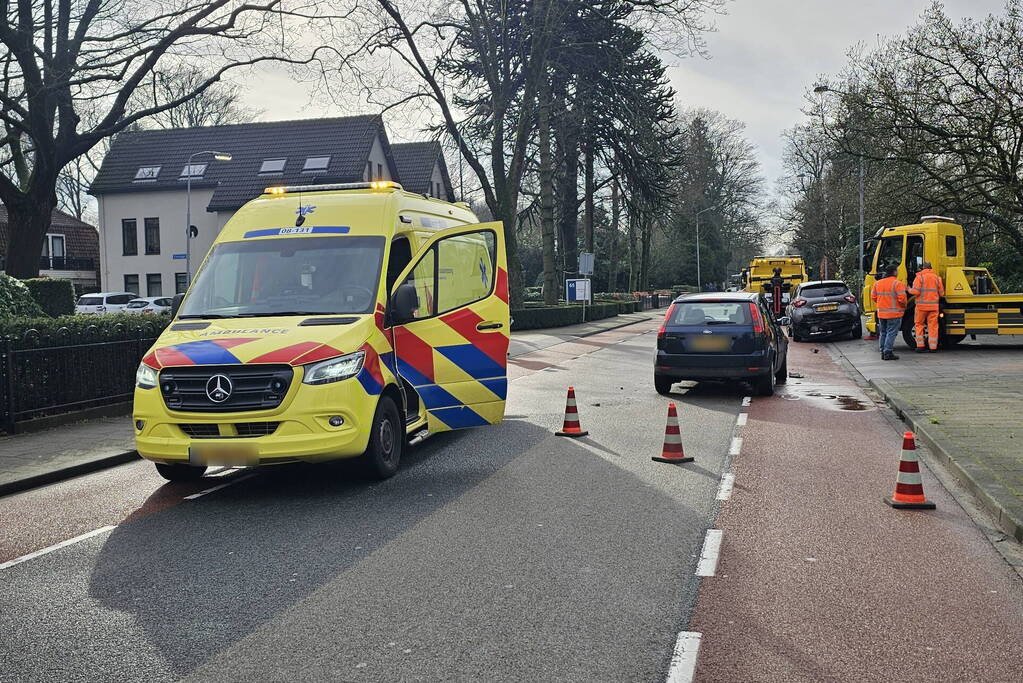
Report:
124,296,174,315
75,291,137,314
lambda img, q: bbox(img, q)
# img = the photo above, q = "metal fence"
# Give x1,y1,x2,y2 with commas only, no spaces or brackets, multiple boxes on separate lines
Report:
0,328,158,433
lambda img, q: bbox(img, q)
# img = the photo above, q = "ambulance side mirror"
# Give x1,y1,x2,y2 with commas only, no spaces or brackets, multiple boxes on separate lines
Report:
390,283,419,325
170,293,184,319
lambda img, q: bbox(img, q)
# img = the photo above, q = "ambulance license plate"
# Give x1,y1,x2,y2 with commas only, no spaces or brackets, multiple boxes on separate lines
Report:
189,443,258,466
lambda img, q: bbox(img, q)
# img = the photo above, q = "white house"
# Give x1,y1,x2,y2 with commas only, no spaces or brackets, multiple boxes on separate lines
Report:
89,116,455,296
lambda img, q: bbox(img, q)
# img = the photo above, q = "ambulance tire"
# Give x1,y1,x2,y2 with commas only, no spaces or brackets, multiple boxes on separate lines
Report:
155,462,207,482
362,396,403,480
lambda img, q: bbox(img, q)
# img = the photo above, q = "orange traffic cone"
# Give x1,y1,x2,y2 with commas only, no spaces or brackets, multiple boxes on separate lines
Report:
555,386,588,437
884,431,935,509
652,403,693,464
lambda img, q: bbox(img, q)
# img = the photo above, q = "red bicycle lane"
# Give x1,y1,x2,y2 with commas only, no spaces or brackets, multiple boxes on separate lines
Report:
689,341,1023,682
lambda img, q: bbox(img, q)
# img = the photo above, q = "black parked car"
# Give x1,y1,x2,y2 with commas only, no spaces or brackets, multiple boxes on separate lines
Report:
654,292,789,397
786,280,862,342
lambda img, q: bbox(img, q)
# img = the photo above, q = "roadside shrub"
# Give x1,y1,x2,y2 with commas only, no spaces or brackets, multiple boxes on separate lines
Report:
0,273,44,319
584,302,619,321
24,278,76,317
511,306,586,330
0,312,170,349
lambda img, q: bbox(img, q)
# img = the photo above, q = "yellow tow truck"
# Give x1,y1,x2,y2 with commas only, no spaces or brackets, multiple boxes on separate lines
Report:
862,216,1023,347
743,256,809,315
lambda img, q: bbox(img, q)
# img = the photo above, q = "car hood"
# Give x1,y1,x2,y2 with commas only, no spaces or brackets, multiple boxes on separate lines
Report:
142,311,382,369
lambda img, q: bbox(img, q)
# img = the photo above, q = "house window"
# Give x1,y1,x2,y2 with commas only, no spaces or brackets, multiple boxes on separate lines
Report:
259,158,286,174
147,273,162,296
124,274,139,295
377,163,383,180
41,234,66,269
179,163,207,178
122,219,138,256
175,272,188,294
144,217,160,255
303,156,330,172
134,166,161,181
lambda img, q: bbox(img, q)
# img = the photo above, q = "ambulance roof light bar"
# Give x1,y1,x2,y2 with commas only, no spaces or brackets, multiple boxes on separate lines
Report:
264,181,403,195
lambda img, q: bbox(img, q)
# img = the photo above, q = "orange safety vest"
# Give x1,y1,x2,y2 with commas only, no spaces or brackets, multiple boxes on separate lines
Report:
871,276,908,319
909,269,944,311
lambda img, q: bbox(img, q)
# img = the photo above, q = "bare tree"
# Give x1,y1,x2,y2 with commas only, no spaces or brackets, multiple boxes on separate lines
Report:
0,0,340,278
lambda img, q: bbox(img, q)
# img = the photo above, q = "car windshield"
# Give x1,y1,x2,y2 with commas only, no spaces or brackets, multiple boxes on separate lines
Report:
669,301,750,325
800,284,848,298
179,235,385,318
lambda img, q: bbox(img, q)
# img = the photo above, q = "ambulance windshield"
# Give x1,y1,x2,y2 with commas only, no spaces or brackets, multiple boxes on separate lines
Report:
179,236,385,318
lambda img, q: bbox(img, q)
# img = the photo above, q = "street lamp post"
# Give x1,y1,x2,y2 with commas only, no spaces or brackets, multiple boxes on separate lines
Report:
695,206,715,292
185,150,232,284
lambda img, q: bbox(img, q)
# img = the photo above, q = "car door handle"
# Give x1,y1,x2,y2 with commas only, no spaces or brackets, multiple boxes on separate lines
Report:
476,321,504,331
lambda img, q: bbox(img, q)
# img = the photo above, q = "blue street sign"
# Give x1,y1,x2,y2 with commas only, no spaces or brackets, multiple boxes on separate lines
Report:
172,253,187,260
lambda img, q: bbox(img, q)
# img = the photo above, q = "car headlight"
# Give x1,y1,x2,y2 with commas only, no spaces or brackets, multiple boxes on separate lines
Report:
136,362,158,389
302,350,365,385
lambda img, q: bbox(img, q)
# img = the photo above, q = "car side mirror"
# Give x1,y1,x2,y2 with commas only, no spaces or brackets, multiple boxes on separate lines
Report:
777,316,791,326
170,293,184,319
390,282,419,325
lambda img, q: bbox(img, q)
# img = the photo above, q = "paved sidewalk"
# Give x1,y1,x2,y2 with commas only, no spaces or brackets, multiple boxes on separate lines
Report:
828,333,1023,543
0,417,137,496
0,310,662,497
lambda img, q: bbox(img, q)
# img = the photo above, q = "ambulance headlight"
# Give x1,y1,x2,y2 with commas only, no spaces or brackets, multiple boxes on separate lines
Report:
302,350,365,385
136,363,158,389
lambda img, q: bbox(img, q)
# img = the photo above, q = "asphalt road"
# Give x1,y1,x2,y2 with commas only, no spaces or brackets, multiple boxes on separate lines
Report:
0,319,744,682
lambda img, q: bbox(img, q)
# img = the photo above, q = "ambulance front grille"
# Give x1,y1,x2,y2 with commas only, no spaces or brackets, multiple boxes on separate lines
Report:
159,364,294,413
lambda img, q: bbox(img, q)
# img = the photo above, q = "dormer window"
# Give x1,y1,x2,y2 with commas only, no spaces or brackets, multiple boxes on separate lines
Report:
259,158,286,174
179,163,207,179
133,166,161,181
303,156,330,172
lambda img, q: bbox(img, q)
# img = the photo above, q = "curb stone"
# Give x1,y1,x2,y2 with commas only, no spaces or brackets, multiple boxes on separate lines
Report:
0,450,140,498
870,378,1023,544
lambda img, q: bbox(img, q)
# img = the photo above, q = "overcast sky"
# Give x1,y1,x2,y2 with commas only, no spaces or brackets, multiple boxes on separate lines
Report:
666,0,1005,193
239,0,1007,200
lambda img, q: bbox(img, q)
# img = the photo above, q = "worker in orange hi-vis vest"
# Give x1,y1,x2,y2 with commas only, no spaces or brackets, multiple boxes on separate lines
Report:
871,263,908,361
908,260,945,353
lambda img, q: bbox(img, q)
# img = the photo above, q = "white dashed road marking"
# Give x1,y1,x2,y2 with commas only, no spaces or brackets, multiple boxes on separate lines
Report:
183,473,256,500
716,473,735,501
728,437,743,457
696,529,723,577
736,412,747,426
0,525,115,571
741,396,751,407
665,631,702,683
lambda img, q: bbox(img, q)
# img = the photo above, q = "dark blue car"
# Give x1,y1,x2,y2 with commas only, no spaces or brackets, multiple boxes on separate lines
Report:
654,292,790,396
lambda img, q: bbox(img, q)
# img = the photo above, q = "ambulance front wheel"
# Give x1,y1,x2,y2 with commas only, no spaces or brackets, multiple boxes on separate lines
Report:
362,395,403,480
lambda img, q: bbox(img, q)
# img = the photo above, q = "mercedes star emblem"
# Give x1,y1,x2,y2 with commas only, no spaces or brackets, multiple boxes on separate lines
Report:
205,374,233,403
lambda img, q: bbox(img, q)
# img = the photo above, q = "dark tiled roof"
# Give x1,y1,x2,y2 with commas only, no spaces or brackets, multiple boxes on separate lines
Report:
89,115,398,212
0,205,99,262
391,141,455,201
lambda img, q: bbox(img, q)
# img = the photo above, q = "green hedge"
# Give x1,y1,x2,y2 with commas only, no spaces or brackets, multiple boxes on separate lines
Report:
584,302,619,321
511,306,585,330
0,273,44,319
24,278,76,317
0,312,171,349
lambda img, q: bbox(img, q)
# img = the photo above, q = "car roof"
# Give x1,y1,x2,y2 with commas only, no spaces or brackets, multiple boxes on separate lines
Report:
674,292,758,303
85,291,134,297
799,280,847,288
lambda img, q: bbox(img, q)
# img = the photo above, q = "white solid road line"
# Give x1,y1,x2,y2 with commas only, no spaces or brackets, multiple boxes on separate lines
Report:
741,396,751,407
736,412,748,427
728,437,743,457
0,525,116,571
665,631,702,683
183,473,256,500
716,473,735,501
696,529,723,577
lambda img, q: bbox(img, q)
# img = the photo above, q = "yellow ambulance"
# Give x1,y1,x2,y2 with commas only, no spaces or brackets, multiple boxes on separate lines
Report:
133,181,510,481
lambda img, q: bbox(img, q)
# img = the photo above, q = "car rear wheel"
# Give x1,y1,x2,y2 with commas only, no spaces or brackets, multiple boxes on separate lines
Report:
155,462,207,482
362,396,403,480
654,374,674,395
775,356,788,385
850,320,862,340
755,367,776,396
